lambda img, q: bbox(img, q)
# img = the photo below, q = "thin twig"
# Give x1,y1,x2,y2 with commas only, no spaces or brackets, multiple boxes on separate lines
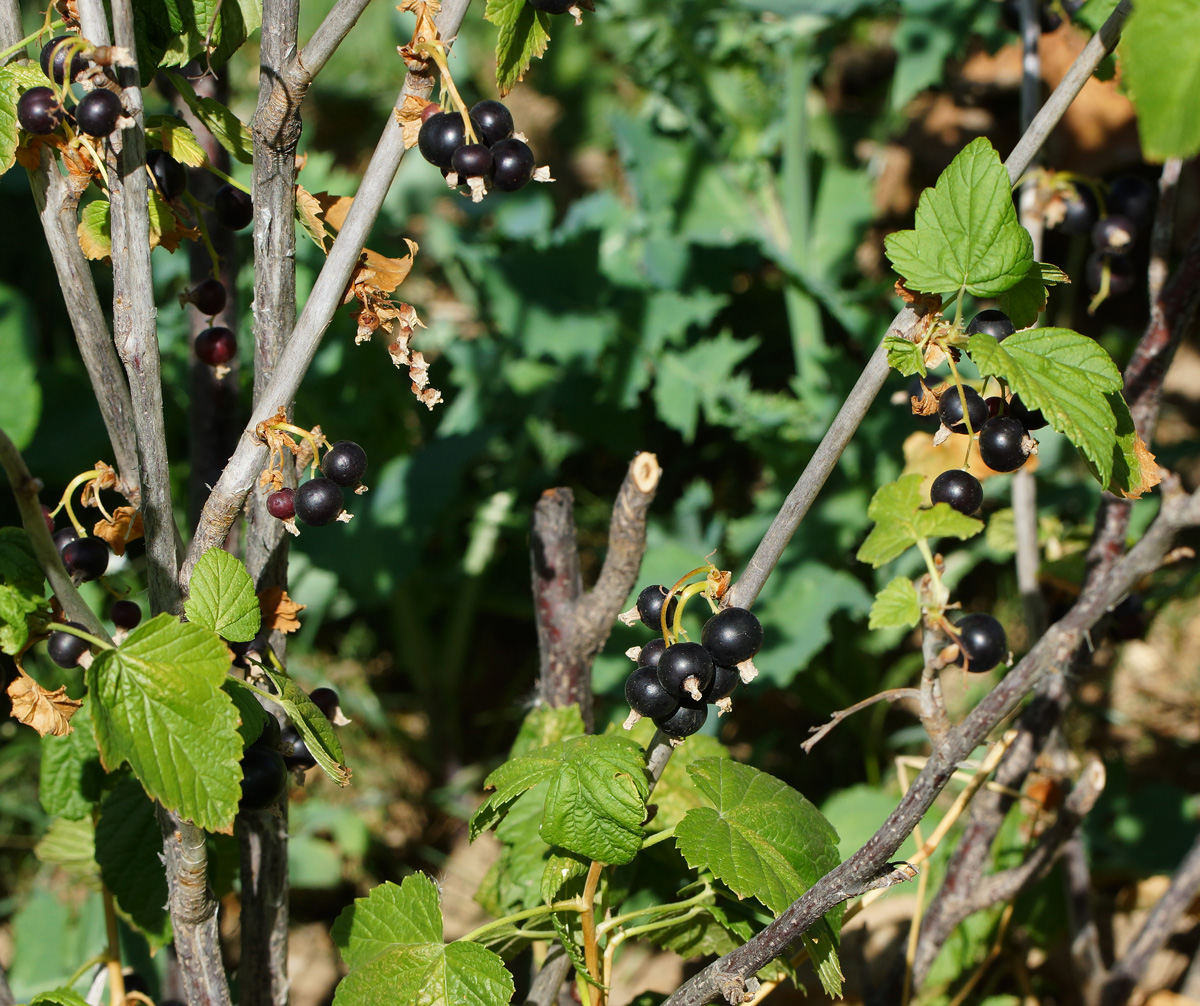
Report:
522,944,573,1006
801,688,920,754
1063,835,1106,1006
1147,160,1182,307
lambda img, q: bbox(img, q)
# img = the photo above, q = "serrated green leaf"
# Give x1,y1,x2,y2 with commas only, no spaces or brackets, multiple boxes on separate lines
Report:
40,701,105,820
34,816,97,876
869,576,920,630
967,328,1122,486
184,548,261,641
86,614,242,833
884,137,1032,298
0,69,19,177
0,528,46,650
486,0,552,98
1120,0,1200,160
650,901,756,959
222,678,270,745
491,780,554,912
158,118,207,167
470,743,560,841
0,526,44,592
257,666,349,785
541,851,589,904
96,775,172,947
801,917,844,999
332,874,442,969
649,732,731,832
78,199,112,260
0,286,42,453
510,704,586,758
30,989,92,1006
0,582,44,655
1095,391,1161,499
856,474,983,567
163,71,254,163
884,335,926,377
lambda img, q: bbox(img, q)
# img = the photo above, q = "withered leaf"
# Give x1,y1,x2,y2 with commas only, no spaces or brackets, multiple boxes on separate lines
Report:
8,672,82,737
92,506,143,556
258,586,306,634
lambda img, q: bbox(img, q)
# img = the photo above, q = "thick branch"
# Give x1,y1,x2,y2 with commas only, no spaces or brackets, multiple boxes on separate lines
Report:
0,0,19,62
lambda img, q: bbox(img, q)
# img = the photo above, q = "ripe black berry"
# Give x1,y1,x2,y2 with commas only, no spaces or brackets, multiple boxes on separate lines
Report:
930,469,983,516
321,441,368,486
53,527,78,555
985,396,1004,419
195,326,237,366
17,87,65,134
966,309,1015,341
700,607,763,666
637,637,667,670
657,641,715,701
239,744,288,810
293,478,344,527
452,142,493,180
146,149,186,200
1008,394,1047,431
1086,252,1135,296
952,613,1007,672
1052,182,1097,235
266,488,296,520
625,666,678,721
309,687,340,719
1091,215,1136,253
702,663,739,704
418,111,471,169
1108,175,1155,229
40,504,55,533
254,714,282,751
40,36,88,84
527,0,581,12
490,137,536,192
214,184,253,229
938,385,988,435
189,278,227,317
636,585,678,631
75,88,122,137
281,724,317,770
62,536,110,580
653,701,708,739
979,416,1032,472
110,599,142,630
470,100,514,146
48,622,90,668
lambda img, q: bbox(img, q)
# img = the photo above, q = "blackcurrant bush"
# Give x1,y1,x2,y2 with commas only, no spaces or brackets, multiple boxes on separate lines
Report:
40,36,88,84
1052,182,1097,235
952,612,1007,673
979,416,1032,472
266,488,296,520
966,309,1015,341
625,666,679,721
189,278,227,317
1085,252,1135,296
418,111,472,169
657,641,714,701
17,87,65,134
62,536,110,580
469,100,514,146
490,137,536,192
930,469,983,515
702,663,739,704
700,607,763,666
653,701,708,739
321,441,368,486
239,744,288,809
195,326,237,366
75,88,122,137
110,599,142,630
1108,175,1155,229
214,184,253,230
937,385,988,435
254,714,282,751
309,687,340,719
53,527,78,555
146,149,186,200
636,585,678,631
1008,394,1047,431
293,478,344,527
48,622,90,668
451,142,493,180
637,637,667,670
281,724,317,770
1091,215,1136,253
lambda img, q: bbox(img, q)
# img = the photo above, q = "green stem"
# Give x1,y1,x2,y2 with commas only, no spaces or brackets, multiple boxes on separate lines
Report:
203,162,250,194
456,899,583,945
0,20,65,63
595,882,713,938
639,825,676,851
608,906,706,951
944,352,978,468
49,621,115,652
915,538,948,612
667,580,710,644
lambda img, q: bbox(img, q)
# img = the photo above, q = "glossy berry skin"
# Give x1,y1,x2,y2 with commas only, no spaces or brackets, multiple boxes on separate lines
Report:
1091,215,1136,253
930,469,983,516
637,637,667,670
657,641,715,701
625,666,679,721
490,138,536,192
653,701,708,739
321,441,368,486
266,488,296,520
239,744,288,810
938,385,988,435
214,184,253,229
418,112,471,169
1053,182,1097,235
255,714,282,751
1108,176,1155,229
195,326,237,366
952,613,1007,673
75,88,122,137
293,478,344,527
53,527,78,556
1008,394,1047,431
470,100,514,146
190,278,227,317
309,687,340,719
41,36,88,84
700,607,763,666
281,724,317,770
979,416,1031,472
452,143,493,180
110,599,142,630
146,149,186,200
636,585,678,631
48,622,90,668
40,504,55,533
985,396,1004,419
62,536,109,580
1086,252,1135,296
702,663,739,704
17,87,65,134
966,309,1015,341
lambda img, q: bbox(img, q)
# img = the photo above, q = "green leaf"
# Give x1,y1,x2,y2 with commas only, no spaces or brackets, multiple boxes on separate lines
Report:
884,335,926,378
486,0,552,98
257,666,349,785
34,816,97,876
155,117,207,167
0,65,50,176
333,874,441,968
541,851,589,904
86,614,242,833
884,137,1033,297
184,548,261,642
801,917,844,1000
654,333,758,442
996,260,1068,328
0,526,44,593
163,71,254,163
96,775,172,947
40,701,105,820
78,199,112,260
1095,391,1161,499
30,990,93,1006
0,284,43,452
869,576,920,630
649,732,732,832
856,474,983,567
222,678,270,745
489,780,554,913
1120,0,1200,160
967,328,1123,486
0,582,45,655
651,902,754,959
510,703,586,758
0,527,46,648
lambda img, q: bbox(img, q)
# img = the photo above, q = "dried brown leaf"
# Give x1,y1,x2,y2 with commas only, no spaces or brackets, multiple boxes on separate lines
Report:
92,506,143,556
258,586,306,634
8,672,82,737
295,184,329,252
1113,437,1162,500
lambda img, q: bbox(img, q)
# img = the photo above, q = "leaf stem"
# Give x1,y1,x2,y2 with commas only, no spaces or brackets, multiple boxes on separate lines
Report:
914,538,947,612
943,352,978,467
0,19,64,62
456,898,584,945
49,621,115,652
595,881,713,938
580,860,605,1000
639,825,676,851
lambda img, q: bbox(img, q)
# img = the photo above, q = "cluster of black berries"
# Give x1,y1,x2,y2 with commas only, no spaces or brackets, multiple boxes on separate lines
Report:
267,441,368,529
417,100,544,202
46,598,141,668
239,686,344,810
622,585,763,740
16,36,124,139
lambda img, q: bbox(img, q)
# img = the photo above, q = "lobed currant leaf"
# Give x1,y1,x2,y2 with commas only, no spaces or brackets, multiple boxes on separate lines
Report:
1119,0,1200,161
184,547,261,642
856,474,983,568
869,576,921,630
884,335,927,377
485,0,552,97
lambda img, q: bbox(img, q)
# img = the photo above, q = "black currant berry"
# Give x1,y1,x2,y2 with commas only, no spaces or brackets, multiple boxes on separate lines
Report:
1086,252,1135,296
451,143,493,180
281,724,318,770
930,469,983,516
657,641,715,701
309,687,340,719
1091,215,1137,253
110,599,142,630
1008,394,1047,431
75,88,122,137
53,527,78,555
527,0,582,12
62,536,110,580
239,744,288,810
702,663,739,704
418,111,471,169
1052,182,1097,235
952,612,1007,673
48,622,90,668
189,278,227,317
625,666,679,721
195,326,237,366
293,478,344,527
966,309,1015,341
490,137,536,192
653,701,708,739
266,488,296,520
40,36,88,84
146,149,186,200
214,184,253,229
40,504,55,533
469,100,514,146
254,714,282,751
637,637,667,670
636,585,678,631
17,87,65,134
1108,175,1155,229
321,441,368,486
700,607,763,666
937,385,988,435
985,396,1005,419
979,416,1032,472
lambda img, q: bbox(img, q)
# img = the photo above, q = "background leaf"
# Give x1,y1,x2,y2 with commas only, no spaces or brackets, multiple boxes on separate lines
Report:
486,0,552,97
95,775,172,946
